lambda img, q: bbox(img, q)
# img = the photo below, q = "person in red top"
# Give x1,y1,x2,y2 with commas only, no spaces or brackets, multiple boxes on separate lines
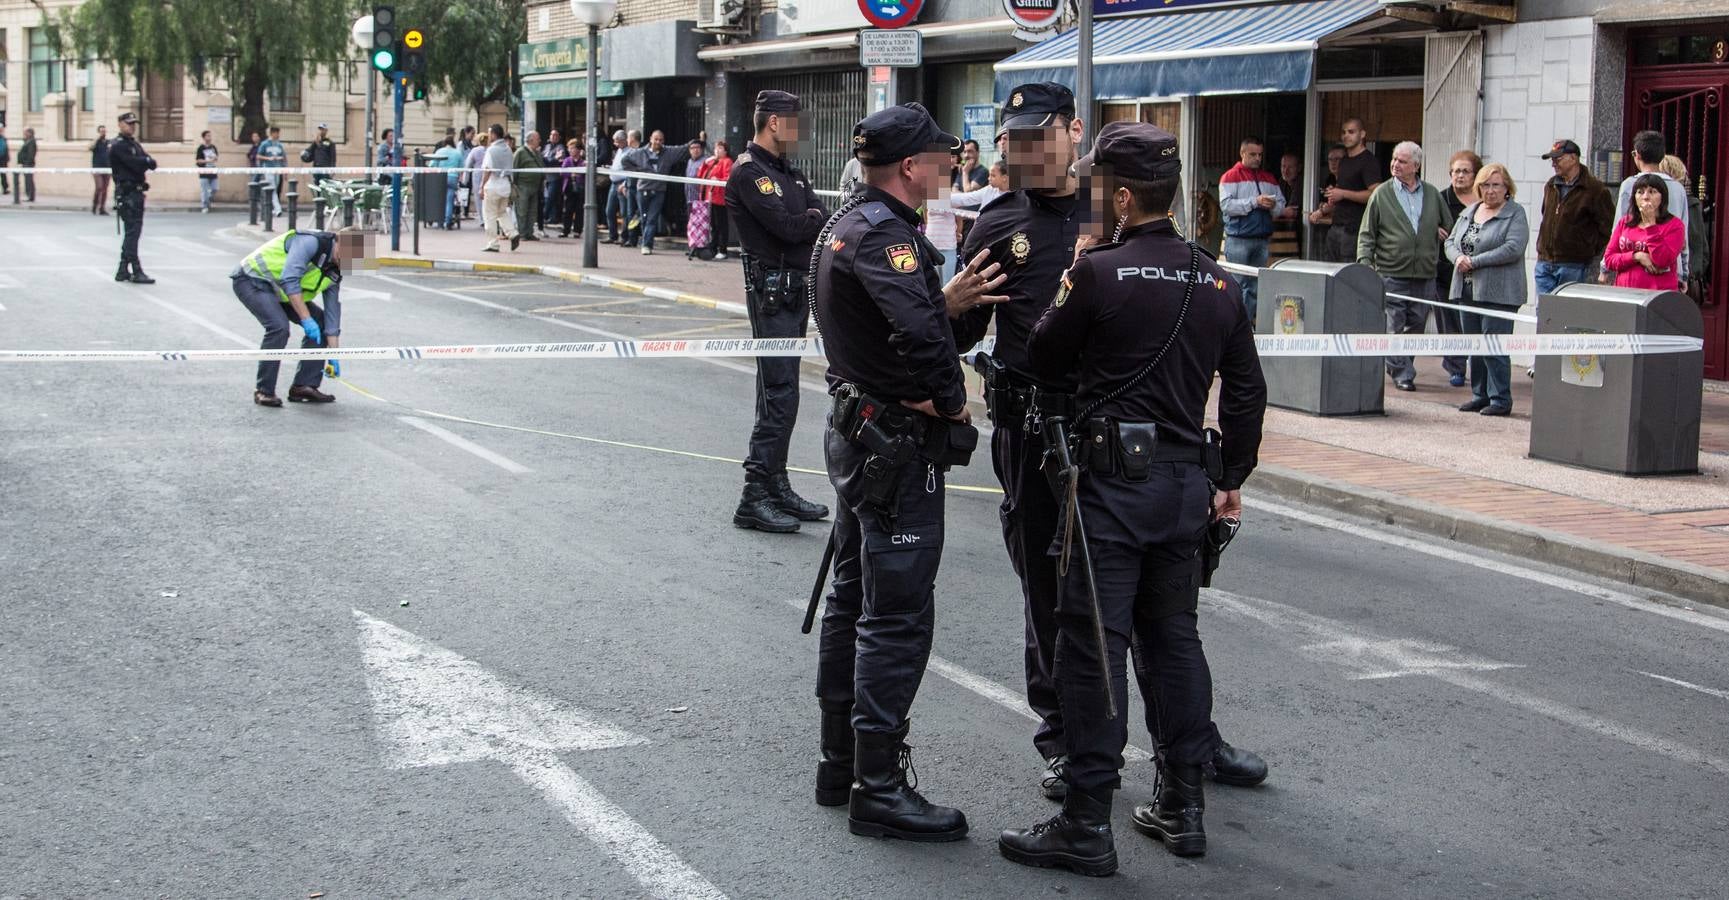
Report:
1602,173,1686,291
698,141,734,259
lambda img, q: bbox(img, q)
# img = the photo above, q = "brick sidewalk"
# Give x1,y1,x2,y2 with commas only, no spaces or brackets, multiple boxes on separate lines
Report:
378,230,1729,605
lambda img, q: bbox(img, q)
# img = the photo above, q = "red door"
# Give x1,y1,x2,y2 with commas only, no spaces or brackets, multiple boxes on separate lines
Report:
1624,73,1726,379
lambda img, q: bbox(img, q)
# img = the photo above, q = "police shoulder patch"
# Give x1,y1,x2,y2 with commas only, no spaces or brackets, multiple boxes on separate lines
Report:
755,176,776,195
1052,274,1073,308
886,243,920,274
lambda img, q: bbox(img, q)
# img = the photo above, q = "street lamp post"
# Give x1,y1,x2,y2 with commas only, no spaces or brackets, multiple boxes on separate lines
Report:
351,15,376,185
570,0,616,269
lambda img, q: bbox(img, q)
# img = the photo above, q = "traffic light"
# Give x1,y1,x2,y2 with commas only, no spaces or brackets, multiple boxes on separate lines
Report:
412,75,428,102
370,5,397,73
402,26,427,76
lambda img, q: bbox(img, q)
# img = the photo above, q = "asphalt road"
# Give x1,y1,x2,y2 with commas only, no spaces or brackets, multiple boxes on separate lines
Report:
3,212,1727,899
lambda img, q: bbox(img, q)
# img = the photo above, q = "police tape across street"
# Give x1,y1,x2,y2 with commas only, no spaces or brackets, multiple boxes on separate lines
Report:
0,333,1702,364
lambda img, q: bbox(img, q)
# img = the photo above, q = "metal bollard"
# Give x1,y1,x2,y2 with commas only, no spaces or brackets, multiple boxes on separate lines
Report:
262,187,275,233
287,179,299,231
342,197,356,228
314,197,327,231
249,181,260,226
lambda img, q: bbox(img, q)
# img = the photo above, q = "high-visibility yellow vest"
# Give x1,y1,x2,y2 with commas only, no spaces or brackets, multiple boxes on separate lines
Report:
243,230,339,303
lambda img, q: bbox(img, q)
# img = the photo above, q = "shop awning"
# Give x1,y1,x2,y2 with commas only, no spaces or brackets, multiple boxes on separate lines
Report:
993,0,1382,101
520,72,625,102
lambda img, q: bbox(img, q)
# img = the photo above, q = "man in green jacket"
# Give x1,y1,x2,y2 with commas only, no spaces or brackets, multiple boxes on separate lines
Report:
1357,140,1447,391
512,132,545,241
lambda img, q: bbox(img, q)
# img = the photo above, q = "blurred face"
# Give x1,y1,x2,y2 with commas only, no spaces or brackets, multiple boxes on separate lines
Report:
336,232,376,269
1327,149,1344,173
1635,185,1663,217
716,144,729,159
1280,154,1299,183
963,143,979,165
98,126,108,138
688,143,702,159
1390,147,1419,184
1073,160,1117,237
1240,143,1264,169
549,130,561,144
1004,120,1078,192
912,149,954,203
649,131,664,151
1477,172,1508,207
527,133,540,150
1551,151,1580,180
988,166,1010,191
1341,121,1365,150
1450,158,1478,191
773,114,800,143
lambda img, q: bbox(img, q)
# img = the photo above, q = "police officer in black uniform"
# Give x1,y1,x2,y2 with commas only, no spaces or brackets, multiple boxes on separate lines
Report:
955,84,1268,802
811,102,993,843
110,111,158,284
997,122,1267,876
724,90,831,534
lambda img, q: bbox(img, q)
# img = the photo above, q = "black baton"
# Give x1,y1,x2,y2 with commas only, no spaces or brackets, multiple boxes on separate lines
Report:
1043,416,1116,720
801,527,837,634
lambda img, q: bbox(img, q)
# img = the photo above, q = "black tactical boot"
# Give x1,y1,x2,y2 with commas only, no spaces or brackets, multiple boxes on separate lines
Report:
815,705,853,807
1041,755,1068,801
733,481,799,533
769,473,830,521
128,267,156,285
115,261,132,282
998,787,1117,876
1206,741,1268,787
1131,761,1206,857
848,725,968,842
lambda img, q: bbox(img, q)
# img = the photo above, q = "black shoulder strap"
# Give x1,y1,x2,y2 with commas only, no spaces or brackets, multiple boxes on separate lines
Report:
807,192,872,338
1078,240,1202,422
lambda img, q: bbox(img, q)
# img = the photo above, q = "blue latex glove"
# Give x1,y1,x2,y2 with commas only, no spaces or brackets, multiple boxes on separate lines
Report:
325,360,342,378
300,316,323,345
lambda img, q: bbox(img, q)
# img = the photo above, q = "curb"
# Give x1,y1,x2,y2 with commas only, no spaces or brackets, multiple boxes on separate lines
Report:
377,254,750,318
1253,464,1729,610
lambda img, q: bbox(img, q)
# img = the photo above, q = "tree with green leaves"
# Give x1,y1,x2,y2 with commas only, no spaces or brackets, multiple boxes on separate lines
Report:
391,0,527,118
55,0,355,143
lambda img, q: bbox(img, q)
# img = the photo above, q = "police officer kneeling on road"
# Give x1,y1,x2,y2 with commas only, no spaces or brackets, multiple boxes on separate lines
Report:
232,227,371,407
110,111,157,284
997,122,1267,876
725,89,831,534
810,102,1005,843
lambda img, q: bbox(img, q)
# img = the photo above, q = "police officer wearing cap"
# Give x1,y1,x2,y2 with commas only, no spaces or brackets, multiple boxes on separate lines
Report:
724,90,831,534
997,122,1267,876
809,102,1003,843
110,111,158,284
956,83,1269,805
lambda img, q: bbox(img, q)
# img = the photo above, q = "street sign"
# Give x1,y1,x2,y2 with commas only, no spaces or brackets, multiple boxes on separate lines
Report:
1004,0,1067,42
859,28,922,67
963,104,996,147
403,28,423,49
857,0,923,29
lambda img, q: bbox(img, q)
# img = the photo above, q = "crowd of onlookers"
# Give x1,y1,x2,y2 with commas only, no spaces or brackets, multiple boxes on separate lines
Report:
1216,120,1710,416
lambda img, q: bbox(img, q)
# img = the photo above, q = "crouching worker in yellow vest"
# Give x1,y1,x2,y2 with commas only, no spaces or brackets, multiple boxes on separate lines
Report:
231,227,372,407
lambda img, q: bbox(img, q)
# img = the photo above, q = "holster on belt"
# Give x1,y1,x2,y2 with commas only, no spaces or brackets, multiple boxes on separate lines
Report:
831,384,979,524
743,254,804,316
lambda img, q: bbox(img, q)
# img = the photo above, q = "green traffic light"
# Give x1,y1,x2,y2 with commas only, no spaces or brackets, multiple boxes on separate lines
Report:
371,48,395,72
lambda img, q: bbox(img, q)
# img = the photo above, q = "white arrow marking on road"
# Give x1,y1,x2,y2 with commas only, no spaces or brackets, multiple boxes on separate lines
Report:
354,611,728,899
1637,670,1729,702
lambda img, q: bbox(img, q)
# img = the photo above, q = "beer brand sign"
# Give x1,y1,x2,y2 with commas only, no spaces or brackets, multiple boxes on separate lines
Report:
518,38,598,76
1005,0,1068,42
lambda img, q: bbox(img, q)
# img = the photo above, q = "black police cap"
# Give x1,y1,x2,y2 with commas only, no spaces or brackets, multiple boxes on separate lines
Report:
997,82,1075,139
1076,121,1182,181
852,102,961,166
118,111,139,125
754,90,801,114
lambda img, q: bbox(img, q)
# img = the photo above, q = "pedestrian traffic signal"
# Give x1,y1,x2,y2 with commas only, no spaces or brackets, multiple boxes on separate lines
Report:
402,27,427,75
412,76,428,102
370,5,397,73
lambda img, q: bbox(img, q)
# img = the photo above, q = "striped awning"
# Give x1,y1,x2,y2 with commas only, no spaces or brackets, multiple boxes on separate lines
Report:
993,0,1383,101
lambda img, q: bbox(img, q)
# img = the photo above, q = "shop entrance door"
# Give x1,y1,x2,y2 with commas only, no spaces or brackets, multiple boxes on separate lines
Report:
1625,72,1726,379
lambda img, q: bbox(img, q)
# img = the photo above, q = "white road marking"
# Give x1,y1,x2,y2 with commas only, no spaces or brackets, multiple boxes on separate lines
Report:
340,286,392,301
375,273,832,396
1204,588,1729,776
155,236,226,257
783,598,1155,761
17,235,80,256
134,292,256,348
398,415,531,474
1637,670,1729,702
1248,497,1729,636
354,611,727,900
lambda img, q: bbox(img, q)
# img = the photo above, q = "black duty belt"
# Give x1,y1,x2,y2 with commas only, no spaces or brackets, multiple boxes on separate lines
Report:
972,352,1073,430
830,383,977,470
1078,418,1222,484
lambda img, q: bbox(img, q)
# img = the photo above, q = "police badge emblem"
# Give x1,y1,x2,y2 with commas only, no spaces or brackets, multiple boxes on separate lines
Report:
1275,295,1304,335
886,244,920,273
755,176,775,195
1053,274,1072,307
1011,92,1024,108
1010,232,1031,264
